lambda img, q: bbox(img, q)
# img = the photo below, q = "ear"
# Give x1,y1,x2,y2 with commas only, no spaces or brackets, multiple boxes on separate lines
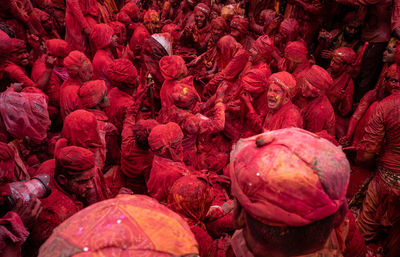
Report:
233,199,246,229
56,174,68,188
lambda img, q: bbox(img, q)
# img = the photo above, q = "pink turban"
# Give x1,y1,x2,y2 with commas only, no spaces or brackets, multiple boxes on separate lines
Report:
253,35,274,59
194,3,211,16
79,80,107,109
268,71,297,98
303,65,333,92
159,55,188,80
90,24,114,50
279,18,300,41
230,16,249,34
107,58,138,85
46,39,71,58
285,41,308,62
332,47,356,64
63,51,91,73
242,68,269,94
148,122,183,151
55,146,95,175
230,128,350,226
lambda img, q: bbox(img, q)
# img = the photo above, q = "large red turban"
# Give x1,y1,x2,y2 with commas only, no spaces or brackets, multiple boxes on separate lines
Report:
108,21,126,41
55,146,95,175
194,3,211,16
268,71,297,98
63,51,91,73
253,35,274,59
285,41,308,62
62,110,102,149
242,68,269,94
46,39,71,58
279,18,300,41
38,195,199,257
171,82,201,108
168,175,214,226
148,122,183,151
107,58,137,85
230,16,249,35
0,29,12,61
159,55,188,80
129,25,150,51
90,24,115,50
116,12,131,24
230,128,350,226
303,65,333,92
121,2,139,20
79,80,107,109
211,17,228,31
332,47,356,64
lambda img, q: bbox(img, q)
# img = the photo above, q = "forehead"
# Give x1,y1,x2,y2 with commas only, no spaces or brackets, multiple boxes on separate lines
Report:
71,168,96,181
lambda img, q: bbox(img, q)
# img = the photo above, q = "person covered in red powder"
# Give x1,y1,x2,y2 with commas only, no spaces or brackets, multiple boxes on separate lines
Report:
147,122,191,203
60,50,92,120
243,71,303,133
229,128,366,256
278,40,310,78
298,65,336,136
327,47,356,138
356,64,400,257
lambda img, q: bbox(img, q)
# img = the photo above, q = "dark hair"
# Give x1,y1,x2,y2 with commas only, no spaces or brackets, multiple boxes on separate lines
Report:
245,211,337,256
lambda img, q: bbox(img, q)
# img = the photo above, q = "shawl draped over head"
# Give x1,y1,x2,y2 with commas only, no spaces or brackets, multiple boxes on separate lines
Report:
217,35,243,70
230,128,350,227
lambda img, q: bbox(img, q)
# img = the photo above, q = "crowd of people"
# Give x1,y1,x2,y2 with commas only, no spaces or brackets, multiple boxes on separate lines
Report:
0,0,399,255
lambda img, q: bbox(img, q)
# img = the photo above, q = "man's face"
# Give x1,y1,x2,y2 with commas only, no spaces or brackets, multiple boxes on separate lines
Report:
65,168,98,205
145,19,160,34
110,33,119,48
11,49,30,66
267,83,285,110
383,45,395,63
194,10,206,29
285,57,298,74
98,93,111,108
343,22,360,41
385,72,400,94
329,57,345,75
211,26,224,41
230,28,241,39
47,53,64,67
300,78,318,98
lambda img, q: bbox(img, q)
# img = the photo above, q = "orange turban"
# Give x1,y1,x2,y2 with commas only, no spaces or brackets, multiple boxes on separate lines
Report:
230,128,350,226
143,9,160,24
79,80,107,109
46,39,71,58
148,122,183,151
303,65,333,92
107,58,138,85
268,71,297,98
63,51,91,73
332,47,356,64
159,55,188,80
89,23,114,50
55,146,95,175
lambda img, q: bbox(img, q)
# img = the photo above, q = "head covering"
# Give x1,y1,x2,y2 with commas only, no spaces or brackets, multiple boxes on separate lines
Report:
121,2,139,20
46,39,71,58
10,39,26,53
38,195,199,257
108,21,126,42
117,12,131,24
63,51,91,74
62,110,102,149
230,16,249,35
268,72,297,98
162,24,180,41
148,122,183,151
285,41,308,62
230,128,350,227
332,47,356,64
253,35,274,59
55,146,95,175
90,24,114,50
211,17,228,31
143,9,160,24
171,82,201,108
151,33,173,56
0,29,11,61
159,55,188,80
260,9,276,25
129,25,151,51
133,119,159,143
279,18,300,41
242,68,269,94
221,5,235,21
194,3,211,16
107,58,138,85
168,175,213,226
217,35,243,70
79,80,107,109
303,65,333,92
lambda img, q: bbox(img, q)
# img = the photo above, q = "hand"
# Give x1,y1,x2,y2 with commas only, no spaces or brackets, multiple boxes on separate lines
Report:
83,27,91,36
216,82,229,101
12,196,42,229
26,33,41,49
339,136,351,146
118,187,134,195
45,54,57,68
240,92,251,104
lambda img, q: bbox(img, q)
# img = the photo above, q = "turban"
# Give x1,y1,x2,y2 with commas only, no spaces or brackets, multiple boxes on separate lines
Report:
242,68,269,94
22,87,49,104
90,24,114,50
117,12,131,24
143,9,160,24
108,21,126,38
133,119,159,143
148,122,183,151
230,16,249,35
211,17,228,31
332,47,356,64
168,175,213,225
279,18,299,41
38,195,199,257
303,65,333,92
63,51,91,72
79,80,107,109
62,110,102,149
159,55,188,80
0,29,11,61
55,146,95,175
162,24,180,41
46,39,70,58
230,128,350,227
253,35,274,59
10,39,26,53
285,41,308,62
268,71,297,98
107,58,138,85
171,82,201,108
129,25,150,50
194,3,211,16
260,9,276,25
221,5,235,21
121,2,139,19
